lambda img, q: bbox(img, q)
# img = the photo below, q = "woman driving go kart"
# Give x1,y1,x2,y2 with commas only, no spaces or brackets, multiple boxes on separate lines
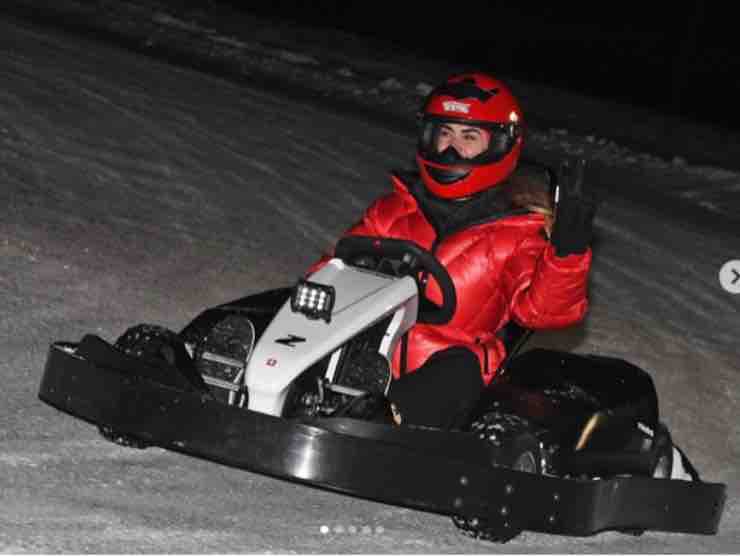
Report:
308,72,598,429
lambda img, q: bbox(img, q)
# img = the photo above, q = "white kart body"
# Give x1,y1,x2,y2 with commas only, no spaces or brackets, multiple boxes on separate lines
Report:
244,258,419,416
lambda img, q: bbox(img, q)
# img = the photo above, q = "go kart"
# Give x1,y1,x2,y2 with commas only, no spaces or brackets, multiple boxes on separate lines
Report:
38,235,726,542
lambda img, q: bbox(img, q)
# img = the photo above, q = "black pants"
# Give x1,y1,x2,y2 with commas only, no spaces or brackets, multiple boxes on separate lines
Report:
387,346,484,430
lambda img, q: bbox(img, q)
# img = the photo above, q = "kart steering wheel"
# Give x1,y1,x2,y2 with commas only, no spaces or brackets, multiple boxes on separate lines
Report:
334,236,456,325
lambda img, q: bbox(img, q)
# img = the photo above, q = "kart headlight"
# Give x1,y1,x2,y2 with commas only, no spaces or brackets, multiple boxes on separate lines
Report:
291,280,335,323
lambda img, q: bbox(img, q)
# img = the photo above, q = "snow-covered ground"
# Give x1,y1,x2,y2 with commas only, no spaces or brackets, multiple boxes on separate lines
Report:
0,9,738,554
7,0,739,230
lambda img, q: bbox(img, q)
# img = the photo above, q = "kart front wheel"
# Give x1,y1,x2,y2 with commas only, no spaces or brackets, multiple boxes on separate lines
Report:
114,324,182,365
113,324,208,392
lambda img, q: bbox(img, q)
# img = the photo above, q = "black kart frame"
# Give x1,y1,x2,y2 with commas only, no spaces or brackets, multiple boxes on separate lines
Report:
39,340,726,540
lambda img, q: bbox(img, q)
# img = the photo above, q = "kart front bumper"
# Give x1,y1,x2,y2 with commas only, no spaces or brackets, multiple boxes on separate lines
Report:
39,340,726,540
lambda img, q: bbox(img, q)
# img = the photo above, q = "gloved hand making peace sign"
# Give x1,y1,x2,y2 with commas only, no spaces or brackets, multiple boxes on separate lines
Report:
550,159,599,257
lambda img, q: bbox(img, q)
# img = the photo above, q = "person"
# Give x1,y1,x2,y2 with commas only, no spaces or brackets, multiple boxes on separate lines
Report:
308,72,597,429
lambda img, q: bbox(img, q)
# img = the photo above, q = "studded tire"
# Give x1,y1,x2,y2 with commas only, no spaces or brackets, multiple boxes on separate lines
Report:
114,324,181,364
452,412,543,543
96,324,192,448
98,425,149,450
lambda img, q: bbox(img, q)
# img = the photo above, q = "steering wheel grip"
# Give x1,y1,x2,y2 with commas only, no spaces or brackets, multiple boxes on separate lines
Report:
334,236,456,325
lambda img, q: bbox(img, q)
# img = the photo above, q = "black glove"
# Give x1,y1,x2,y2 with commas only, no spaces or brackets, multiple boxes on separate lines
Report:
550,159,598,257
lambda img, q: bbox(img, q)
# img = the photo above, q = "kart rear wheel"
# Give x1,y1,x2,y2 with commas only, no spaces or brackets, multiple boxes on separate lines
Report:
651,426,674,479
452,412,542,543
512,445,539,473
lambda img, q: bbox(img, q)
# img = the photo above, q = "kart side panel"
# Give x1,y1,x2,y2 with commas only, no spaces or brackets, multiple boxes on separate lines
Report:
39,343,726,538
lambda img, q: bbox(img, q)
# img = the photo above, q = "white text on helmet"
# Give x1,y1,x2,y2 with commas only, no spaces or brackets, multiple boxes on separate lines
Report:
442,101,470,114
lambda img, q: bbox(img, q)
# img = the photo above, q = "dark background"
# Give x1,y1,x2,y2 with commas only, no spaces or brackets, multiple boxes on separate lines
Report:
207,1,737,132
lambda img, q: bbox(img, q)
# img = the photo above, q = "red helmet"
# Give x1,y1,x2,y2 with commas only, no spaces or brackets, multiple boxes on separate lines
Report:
416,73,524,199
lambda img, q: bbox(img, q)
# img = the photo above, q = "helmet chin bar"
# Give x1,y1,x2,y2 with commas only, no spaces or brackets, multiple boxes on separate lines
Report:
436,146,468,165
416,143,522,200
425,163,470,185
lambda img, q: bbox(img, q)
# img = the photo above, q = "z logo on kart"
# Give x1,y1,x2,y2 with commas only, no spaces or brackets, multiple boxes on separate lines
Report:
275,334,307,348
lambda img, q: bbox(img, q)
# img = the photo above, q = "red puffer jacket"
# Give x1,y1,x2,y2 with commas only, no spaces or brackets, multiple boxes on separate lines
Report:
309,170,591,385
